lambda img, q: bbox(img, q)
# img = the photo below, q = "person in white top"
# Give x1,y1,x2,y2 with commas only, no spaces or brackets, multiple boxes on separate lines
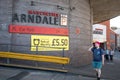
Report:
105,49,109,61
109,49,114,62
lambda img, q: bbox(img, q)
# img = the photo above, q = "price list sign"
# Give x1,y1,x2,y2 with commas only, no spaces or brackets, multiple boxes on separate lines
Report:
31,35,69,51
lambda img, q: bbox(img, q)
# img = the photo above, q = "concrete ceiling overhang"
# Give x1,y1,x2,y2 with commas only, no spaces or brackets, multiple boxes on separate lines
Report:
90,0,120,24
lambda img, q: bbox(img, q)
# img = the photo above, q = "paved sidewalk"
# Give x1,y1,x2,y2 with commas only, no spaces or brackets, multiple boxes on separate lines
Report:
0,67,106,80
0,51,120,80
69,59,120,80
69,51,120,80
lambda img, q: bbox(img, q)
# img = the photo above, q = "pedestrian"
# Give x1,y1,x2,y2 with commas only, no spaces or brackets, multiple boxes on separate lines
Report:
109,49,114,62
89,41,105,80
105,49,109,62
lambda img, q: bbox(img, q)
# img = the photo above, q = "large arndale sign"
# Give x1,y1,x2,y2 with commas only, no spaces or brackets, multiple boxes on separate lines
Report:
10,10,68,35
12,10,60,25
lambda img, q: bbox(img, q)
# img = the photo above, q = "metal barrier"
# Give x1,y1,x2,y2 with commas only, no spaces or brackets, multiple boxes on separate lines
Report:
0,43,70,71
0,51,69,64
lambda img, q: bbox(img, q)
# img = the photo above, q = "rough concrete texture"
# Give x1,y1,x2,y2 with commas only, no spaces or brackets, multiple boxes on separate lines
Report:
0,0,92,69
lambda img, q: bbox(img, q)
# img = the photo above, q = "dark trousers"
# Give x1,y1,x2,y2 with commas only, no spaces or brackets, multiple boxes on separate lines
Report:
110,55,113,61
105,54,109,61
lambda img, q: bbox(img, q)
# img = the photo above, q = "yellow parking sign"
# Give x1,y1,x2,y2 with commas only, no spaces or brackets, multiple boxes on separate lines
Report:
31,35,69,51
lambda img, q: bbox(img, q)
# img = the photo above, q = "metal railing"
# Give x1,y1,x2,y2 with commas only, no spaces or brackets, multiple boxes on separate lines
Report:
0,43,69,69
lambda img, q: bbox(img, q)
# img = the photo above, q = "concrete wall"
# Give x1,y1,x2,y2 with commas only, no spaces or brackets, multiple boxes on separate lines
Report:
68,0,92,67
0,0,92,69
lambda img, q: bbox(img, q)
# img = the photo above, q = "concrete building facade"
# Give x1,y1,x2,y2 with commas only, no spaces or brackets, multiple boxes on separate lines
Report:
0,0,93,69
100,21,117,50
117,35,120,51
92,20,118,50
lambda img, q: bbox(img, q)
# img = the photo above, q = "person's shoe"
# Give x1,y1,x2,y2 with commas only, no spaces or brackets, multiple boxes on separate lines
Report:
97,77,100,80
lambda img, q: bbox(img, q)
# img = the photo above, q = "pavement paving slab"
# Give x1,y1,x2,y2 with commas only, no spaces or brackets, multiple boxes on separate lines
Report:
0,67,21,80
0,51,120,80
